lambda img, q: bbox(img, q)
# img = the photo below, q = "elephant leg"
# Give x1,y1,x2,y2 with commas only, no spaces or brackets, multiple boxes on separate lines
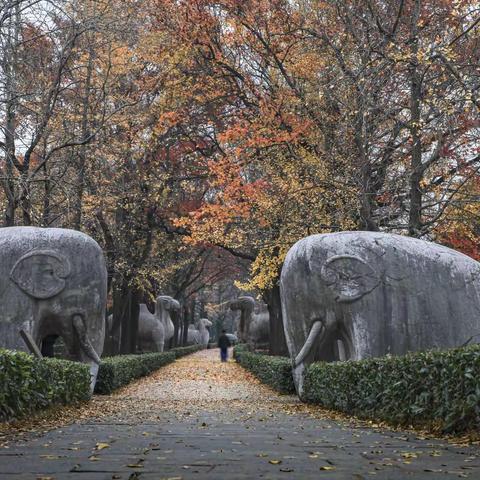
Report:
72,314,101,392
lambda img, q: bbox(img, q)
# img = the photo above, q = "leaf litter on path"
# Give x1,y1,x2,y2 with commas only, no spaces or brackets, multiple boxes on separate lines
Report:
1,349,479,447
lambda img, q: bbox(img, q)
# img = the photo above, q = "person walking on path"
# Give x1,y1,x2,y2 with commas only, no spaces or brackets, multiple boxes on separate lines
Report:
217,329,231,362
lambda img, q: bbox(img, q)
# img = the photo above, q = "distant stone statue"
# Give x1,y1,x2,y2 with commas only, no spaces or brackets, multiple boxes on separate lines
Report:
156,295,180,347
0,227,107,391
280,232,480,397
187,318,212,347
137,295,180,352
229,296,269,347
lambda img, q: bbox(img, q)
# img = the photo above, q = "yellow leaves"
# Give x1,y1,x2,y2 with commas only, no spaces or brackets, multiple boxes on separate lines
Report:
269,459,282,464
95,442,110,450
238,246,289,291
320,465,336,471
400,452,419,459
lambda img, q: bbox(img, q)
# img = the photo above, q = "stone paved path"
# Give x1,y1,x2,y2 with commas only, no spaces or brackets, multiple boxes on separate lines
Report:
1,349,479,479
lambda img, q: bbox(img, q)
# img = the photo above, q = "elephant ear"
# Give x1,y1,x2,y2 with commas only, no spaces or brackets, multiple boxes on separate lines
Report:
320,255,379,303
10,250,71,299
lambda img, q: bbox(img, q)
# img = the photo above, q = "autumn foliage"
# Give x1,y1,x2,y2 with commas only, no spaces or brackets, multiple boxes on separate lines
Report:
1,0,479,351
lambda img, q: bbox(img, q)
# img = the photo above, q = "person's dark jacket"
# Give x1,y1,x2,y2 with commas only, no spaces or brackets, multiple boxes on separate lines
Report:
218,334,231,350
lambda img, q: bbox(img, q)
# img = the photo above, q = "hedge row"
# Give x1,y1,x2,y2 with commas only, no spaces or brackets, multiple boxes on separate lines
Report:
0,349,90,422
95,345,205,394
303,344,480,433
172,344,204,358
95,351,176,394
234,345,295,394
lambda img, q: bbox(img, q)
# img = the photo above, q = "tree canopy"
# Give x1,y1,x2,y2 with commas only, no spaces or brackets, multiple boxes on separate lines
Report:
1,0,479,352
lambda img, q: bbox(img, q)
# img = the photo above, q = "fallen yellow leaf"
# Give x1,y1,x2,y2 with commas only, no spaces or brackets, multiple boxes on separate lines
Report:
95,442,110,450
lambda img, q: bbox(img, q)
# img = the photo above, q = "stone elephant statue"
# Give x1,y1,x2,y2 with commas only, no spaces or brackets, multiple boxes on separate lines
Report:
187,318,212,347
230,296,269,347
138,295,180,352
0,227,107,391
280,232,480,397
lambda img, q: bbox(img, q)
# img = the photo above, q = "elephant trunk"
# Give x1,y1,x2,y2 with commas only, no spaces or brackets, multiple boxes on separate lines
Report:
72,314,101,392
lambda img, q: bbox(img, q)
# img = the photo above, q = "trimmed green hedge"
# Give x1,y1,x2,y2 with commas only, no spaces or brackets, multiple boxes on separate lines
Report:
303,344,480,433
234,345,295,394
95,345,204,394
0,349,90,422
172,345,204,358
95,351,176,394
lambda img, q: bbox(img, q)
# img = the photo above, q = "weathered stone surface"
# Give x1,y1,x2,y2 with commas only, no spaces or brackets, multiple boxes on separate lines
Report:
138,296,180,352
280,232,480,395
187,318,212,347
0,227,107,387
230,296,269,347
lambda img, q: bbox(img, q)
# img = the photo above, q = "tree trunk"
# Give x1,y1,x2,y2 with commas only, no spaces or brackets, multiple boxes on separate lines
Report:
408,0,423,237
263,284,288,356
112,279,140,354
73,41,93,229
2,3,20,227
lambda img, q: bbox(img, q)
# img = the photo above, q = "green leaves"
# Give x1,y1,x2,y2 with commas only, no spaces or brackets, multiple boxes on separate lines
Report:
234,345,295,394
303,345,480,434
0,349,90,422
94,345,203,394
95,351,176,394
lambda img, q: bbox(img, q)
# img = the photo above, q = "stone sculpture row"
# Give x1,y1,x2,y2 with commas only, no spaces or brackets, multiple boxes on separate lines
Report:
2,227,479,398
229,231,480,399
0,226,212,391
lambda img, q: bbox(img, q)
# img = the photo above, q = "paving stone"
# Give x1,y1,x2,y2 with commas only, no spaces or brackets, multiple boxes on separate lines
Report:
1,349,478,479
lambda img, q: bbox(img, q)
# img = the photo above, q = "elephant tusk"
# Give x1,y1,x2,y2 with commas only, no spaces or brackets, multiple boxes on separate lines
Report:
72,314,101,364
294,320,324,367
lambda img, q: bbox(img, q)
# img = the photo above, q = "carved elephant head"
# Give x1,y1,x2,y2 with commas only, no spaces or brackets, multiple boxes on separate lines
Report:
280,235,383,397
0,228,107,393
10,250,72,300
281,231,480,398
229,296,255,313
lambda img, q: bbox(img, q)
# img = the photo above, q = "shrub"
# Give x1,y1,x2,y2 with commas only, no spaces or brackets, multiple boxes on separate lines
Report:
234,346,295,394
95,351,176,394
95,345,204,394
172,345,204,358
0,349,90,422
303,344,480,433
